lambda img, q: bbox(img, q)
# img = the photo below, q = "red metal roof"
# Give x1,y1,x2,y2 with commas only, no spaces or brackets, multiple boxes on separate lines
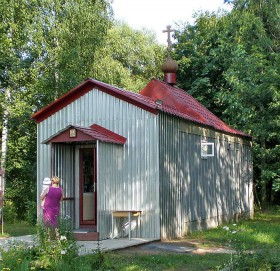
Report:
43,124,127,145
32,78,158,123
32,77,250,138
140,78,250,138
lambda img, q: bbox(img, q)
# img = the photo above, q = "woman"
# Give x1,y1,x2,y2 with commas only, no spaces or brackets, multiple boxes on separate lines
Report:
40,176,63,228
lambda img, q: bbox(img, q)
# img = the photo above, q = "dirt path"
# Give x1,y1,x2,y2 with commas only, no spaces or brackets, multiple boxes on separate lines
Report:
115,239,235,255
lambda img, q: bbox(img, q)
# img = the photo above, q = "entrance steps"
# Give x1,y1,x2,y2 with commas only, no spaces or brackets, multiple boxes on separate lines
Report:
73,229,99,241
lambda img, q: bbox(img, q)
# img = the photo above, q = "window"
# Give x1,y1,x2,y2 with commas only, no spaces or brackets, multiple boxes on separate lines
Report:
201,141,214,157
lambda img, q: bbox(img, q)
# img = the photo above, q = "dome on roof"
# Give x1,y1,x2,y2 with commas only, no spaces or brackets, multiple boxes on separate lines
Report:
161,54,178,73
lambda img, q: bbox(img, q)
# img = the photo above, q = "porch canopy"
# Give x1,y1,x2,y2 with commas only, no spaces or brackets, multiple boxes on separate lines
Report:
42,124,127,145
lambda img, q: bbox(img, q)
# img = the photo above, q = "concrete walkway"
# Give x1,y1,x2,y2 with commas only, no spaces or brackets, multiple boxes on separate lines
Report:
0,235,160,255
78,237,160,255
0,236,236,256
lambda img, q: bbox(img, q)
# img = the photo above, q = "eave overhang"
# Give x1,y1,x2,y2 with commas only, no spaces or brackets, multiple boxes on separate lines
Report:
42,124,127,145
32,78,158,123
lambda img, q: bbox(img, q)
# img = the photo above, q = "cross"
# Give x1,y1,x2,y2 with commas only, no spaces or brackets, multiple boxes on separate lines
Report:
162,25,175,50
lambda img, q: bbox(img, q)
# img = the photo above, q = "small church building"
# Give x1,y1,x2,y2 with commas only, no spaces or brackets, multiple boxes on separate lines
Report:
32,55,253,240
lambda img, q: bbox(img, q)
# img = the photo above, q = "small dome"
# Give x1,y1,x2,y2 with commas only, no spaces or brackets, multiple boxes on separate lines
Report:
162,54,178,73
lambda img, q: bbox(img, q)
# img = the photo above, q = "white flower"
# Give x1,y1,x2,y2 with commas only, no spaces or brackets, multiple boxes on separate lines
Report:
223,226,230,231
233,224,237,226
61,250,66,254
60,235,67,241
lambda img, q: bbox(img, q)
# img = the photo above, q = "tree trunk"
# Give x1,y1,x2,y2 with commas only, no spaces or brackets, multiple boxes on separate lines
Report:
260,139,267,207
1,88,10,192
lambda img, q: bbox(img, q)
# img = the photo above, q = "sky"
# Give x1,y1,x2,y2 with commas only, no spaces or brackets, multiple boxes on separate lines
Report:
111,0,232,45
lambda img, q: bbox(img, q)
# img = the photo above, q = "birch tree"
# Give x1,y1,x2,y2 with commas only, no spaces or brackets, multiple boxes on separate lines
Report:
0,0,113,220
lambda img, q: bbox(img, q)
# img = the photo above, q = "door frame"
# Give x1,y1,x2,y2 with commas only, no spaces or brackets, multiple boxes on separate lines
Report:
78,146,97,226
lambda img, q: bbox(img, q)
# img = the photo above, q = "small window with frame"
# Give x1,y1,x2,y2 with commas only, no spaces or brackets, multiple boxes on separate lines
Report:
201,141,214,157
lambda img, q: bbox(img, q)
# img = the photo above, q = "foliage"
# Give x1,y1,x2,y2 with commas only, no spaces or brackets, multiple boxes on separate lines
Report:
0,0,113,220
0,1,164,222
173,0,280,206
0,216,115,271
3,200,17,223
34,217,79,269
24,200,37,225
0,216,80,270
224,250,280,270
93,21,164,92
82,239,115,271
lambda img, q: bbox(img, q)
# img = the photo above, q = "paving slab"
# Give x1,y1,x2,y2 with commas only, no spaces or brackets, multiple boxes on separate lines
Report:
78,237,160,255
0,235,159,255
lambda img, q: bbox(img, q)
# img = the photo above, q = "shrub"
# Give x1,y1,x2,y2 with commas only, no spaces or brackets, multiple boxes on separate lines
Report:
0,215,81,270
223,249,280,270
3,200,17,223
25,200,37,225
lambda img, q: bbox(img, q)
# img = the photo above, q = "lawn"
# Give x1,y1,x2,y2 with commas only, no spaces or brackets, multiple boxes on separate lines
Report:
184,206,280,251
1,221,37,237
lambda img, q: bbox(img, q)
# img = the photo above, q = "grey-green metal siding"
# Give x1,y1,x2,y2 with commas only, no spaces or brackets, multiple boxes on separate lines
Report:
37,88,160,239
159,113,253,239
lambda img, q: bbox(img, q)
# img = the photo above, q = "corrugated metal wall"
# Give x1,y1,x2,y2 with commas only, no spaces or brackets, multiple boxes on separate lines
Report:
159,113,253,239
51,144,75,225
37,86,252,240
37,88,160,239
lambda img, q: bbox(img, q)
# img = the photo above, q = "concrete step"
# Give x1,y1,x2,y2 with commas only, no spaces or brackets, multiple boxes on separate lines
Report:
73,230,99,241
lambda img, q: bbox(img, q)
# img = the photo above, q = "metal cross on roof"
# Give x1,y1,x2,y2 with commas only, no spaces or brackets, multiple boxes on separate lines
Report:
162,25,175,50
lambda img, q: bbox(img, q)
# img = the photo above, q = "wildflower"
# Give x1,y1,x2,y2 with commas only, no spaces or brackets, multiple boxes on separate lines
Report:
231,231,237,234
223,226,229,231
61,250,66,254
60,235,67,241
233,224,237,226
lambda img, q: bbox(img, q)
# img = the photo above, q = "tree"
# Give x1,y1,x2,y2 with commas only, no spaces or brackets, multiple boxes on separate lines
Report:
0,0,113,220
92,22,164,92
173,0,280,206
0,0,40,219
0,0,165,221
30,0,113,106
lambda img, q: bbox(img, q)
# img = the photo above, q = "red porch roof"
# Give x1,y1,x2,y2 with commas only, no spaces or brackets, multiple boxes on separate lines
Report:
43,124,127,145
32,78,251,138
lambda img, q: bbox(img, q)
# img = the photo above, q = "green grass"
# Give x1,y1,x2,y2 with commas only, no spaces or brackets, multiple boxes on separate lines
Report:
94,253,230,271
0,221,36,237
184,206,280,251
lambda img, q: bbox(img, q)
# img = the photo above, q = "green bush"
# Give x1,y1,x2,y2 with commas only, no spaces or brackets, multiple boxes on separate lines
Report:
224,250,280,270
3,200,17,223
25,200,37,225
0,216,81,271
